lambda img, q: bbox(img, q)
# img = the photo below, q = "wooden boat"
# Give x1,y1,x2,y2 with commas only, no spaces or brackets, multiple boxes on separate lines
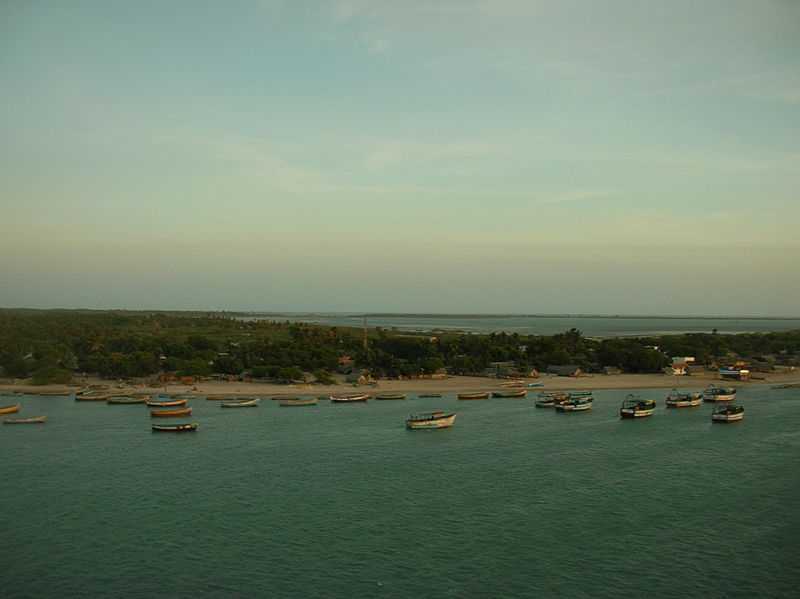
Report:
150,407,192,418
406,410,456,430
272,395,299,401
703,385,737,402
535,392,568,408
527,382,545,388
107,396,146,405
221,398,260,408
500,380,526,388
206,395,245,401
279,397,318,407
665,389,702,408
418,393,442,398
4,416,47,424
712,403,744,423
492,389,527,398
555,397,593,412
75,392,112,401
35,390,72,397
457,392,490,400
146,398,188,408
330,393,370,403
375,393,407,400
620,395,656,418
0,403,21,415
152,423,198,432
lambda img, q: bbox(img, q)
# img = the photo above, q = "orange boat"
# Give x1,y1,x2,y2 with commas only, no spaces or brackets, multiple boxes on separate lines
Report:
146,398,188,408
150,407,192,418
0,403,21,415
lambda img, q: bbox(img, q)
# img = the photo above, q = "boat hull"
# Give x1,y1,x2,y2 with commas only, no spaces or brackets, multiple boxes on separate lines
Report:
0,404,21,415
108,397,146,405
221,399,259,408
492,390,527,398
150,408,192,418
704,394,736,402
712,413,744,422
375,394,407,400
152,423,198,432
279,399,318,407
146,399,188,408
666,399,702,408
4,416,47,424
556,403,592,412
406,414,456,429
620,408,655,418
457,392,489,400
330,395,370,402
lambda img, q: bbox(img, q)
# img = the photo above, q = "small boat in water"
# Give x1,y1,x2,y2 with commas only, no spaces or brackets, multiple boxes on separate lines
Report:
405,411,456,430
221,398,260,408
150,407,192,418
330,394,370,403
712,403,744,423
152,423,198,432
4,415,47,424
665,389,702,408
418,393,442,398
108,396,147,405
703,385,737,402
75,392,111,401
492,389,527,398
375,393,407,400
146,398,188,408
535,392,568,408
457,392,490,400
0,403,21,415
555,397,593,412
279,397,318,407
620,395,656,418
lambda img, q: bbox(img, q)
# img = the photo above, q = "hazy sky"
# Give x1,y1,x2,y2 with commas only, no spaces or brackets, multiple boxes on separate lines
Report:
1,1,798,315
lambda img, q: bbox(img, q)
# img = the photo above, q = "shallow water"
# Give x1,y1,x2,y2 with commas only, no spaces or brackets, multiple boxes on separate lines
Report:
2,387,799,598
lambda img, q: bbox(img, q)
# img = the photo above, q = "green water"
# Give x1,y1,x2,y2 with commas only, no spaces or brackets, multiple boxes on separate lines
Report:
2,388,799,598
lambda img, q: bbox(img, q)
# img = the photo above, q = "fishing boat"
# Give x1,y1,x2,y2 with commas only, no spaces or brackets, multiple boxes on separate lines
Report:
375,393,407,400
703,385,737,402
150,407,192,418
665,389,702,408
500,380,526,388
418,393,442,398
527,382,545,388
555,397,593,412
535,392,568,408
4,416,47,424
492,389,527,398
221,398,260,408
405,410,456,430
152,423,198,432
279,397,318,407
457,392,490,400
0,403,21,415
330,393,370,403
711,403,744,423
620,395,657,418
75,392,111,401
107,396,147,405
146,398,188,408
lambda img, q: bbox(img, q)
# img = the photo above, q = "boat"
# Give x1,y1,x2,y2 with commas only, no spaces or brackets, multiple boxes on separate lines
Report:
146,398,188,408
0,403,21,415
620,395,657,418
75,392,112,401
375,393,407,400
330,394,370,403
527,382,545,388
492,389,527,398
712,403,744,423
418,393,442,398
150,407,192,418
665,389,702,408
107,396,147,405
555,397,593,412
703,385,737,402
457,392,490,400
206,395,245,401
500,380,526,388
152,423,198,432
272,395,299,401
405,410,456,430
4,416,47,424
279,397,318,407
221,398,260,408
535,392,568,408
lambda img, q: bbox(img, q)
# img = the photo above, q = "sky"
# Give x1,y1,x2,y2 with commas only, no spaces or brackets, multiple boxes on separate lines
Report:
1,0,798,315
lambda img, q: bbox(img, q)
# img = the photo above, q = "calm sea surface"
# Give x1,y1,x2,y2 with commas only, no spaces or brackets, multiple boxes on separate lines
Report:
248,313,800,337
3,387,800,598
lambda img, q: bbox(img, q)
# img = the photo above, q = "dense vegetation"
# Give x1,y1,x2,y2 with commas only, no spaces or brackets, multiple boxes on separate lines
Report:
0,310,798,384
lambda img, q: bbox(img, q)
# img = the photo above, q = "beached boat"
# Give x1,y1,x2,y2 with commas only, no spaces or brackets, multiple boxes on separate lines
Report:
75,392,111,401
375,393,407,400
703,385,737,402
4,416,47,424
107,396,146,405
330,393,370,403
150,407,192,418
712,403,744,423
152,423,198,432
527,382,544,388
279,397,318,407
492,389,527,398
405,411,456,430
457,392,490,400
500,380,526,388
665,389,702,408
620,395,657,418
146,398,188,408
535,392,568,408
0,403,21,415
555,397,593,412
221,398,260,408
418,393,442,398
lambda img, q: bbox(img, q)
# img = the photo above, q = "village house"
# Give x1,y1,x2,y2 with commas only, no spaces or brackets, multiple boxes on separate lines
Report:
547,365,582,377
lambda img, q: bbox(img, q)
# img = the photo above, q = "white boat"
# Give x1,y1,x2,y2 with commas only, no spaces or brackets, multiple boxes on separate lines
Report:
405,411,456,430
555,397,593,412
712,404,744,422
330,393,370,403
703,385,736,402
220,398,260,408
620,395,656,418
665,389,702,408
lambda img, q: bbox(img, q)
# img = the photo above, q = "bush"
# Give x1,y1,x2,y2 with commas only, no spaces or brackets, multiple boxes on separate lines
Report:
31,366,72,385
313,369,336,385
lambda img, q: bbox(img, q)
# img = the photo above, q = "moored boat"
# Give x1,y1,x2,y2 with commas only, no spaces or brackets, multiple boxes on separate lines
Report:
375,393,407,400
150,407,192,418
279,397,318,407
665,389,702,408
0,403,21,415
620,395,656,418
221,398,260,408
712,403,744,423
405,410,456,430
418,393,442,398
535,392,568,408
555,397,593,412
146,398,188,408
457,392,490,400
107,396,147,405
152,423,198,432
75,392,112,401
492,389,527,398
4,416,47,424
330,393,370,403
703,385,737,402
